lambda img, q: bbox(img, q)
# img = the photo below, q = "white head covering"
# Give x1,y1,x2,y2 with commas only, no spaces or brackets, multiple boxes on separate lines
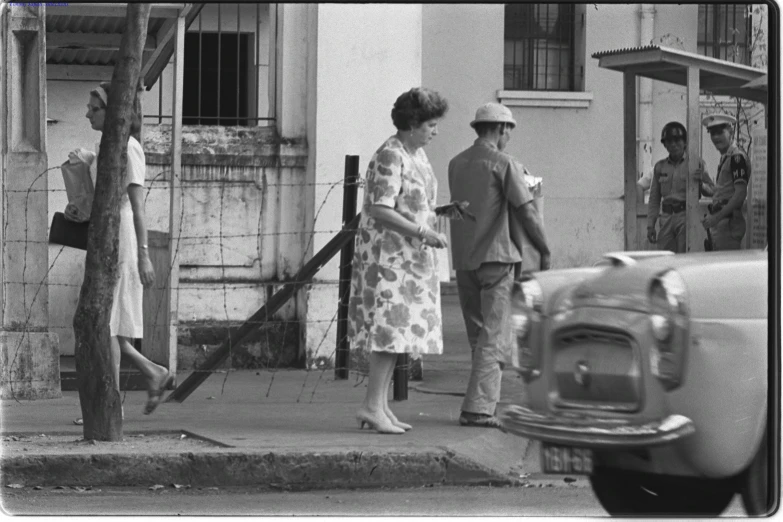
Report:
94,85,109,107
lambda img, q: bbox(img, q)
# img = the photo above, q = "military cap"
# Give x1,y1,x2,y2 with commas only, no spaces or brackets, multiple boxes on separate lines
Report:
702,113,736,129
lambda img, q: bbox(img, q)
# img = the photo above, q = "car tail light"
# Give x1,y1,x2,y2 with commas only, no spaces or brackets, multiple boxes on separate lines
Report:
511,276,543,382
648,270,689,390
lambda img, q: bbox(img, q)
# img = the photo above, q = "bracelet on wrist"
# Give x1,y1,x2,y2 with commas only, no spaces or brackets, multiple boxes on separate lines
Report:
139,244,148,250
417,225,426,241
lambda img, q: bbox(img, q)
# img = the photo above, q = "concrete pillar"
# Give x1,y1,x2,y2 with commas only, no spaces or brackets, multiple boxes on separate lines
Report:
1,5,61,398
274,3,309,139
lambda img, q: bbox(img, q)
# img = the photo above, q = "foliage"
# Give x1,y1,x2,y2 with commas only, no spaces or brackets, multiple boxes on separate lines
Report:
701,4,768,157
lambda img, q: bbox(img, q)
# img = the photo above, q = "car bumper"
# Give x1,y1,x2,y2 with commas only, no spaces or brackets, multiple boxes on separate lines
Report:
500,404,695,448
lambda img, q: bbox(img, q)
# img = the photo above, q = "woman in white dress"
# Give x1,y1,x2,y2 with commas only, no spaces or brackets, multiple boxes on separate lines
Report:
70,82,172,415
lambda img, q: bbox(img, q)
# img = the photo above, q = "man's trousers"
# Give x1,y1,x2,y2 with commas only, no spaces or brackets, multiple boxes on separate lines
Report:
456,262,515,416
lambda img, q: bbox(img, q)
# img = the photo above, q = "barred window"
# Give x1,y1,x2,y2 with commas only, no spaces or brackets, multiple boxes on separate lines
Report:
504,4,583,91
183,32,252,126
697,4,752,65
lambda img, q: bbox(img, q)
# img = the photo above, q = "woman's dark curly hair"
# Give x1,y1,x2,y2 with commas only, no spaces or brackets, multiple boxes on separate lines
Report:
391,87,449,130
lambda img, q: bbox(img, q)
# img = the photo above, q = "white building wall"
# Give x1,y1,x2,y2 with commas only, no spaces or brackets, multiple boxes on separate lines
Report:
422,3,763,268
423,4,640,268
305,4,423,366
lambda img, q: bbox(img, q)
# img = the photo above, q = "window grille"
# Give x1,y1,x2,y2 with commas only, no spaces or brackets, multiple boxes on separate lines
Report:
504,4,582,91
697,4,752,65
183,32,251,126
144,3,275,127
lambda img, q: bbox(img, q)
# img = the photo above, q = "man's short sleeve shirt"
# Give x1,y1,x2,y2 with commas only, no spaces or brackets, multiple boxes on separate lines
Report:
713,142,751,203
448,138,533,271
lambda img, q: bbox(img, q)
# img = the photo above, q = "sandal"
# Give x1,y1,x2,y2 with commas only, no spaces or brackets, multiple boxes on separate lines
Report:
144,371,174,415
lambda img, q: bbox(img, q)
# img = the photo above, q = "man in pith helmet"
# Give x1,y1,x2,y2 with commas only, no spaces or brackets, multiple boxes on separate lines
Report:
448,102,551,428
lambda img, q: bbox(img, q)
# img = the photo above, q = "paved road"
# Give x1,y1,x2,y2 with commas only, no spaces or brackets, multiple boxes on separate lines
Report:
3,484,746,517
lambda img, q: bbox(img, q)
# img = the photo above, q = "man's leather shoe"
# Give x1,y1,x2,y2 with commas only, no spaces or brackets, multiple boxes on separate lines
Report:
459,411,503,429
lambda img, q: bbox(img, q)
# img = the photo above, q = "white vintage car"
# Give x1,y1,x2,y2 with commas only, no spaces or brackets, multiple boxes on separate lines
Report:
499,249,771,516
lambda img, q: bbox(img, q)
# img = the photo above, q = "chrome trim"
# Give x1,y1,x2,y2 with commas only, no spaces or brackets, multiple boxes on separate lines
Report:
500,405,695,448
600,250,675,267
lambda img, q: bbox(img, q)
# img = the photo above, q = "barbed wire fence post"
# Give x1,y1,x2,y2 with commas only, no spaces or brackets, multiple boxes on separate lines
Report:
335,155,359,380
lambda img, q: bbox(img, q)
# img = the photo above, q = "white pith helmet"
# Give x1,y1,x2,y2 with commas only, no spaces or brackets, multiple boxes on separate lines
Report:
470,102,517,129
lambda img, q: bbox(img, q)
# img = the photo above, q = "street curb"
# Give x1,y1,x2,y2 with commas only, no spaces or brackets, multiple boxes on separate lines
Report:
1,449,519,490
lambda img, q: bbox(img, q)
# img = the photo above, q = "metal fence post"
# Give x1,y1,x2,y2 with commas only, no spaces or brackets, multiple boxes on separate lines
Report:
393,354,409,401
335,155,359,379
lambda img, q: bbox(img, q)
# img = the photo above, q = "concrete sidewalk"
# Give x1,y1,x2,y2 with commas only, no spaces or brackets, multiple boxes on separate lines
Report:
0,294,548,491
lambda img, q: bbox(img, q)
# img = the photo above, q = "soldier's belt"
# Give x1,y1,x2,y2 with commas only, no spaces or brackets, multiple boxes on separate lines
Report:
662,201,686,214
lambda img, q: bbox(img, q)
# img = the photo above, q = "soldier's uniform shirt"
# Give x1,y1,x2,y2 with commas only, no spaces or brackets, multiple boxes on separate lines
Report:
647,153,706,253
647,153,706,227
711,142,751,250
713,142,751,202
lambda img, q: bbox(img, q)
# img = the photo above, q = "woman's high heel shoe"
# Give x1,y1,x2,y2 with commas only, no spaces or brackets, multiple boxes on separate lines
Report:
356,410,405,434
384,410,412,431
391,419,412,431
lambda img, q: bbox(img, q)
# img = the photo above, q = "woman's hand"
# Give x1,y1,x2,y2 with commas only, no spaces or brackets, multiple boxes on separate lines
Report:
63,203,82,222
421,227,448,249
138,252,155,288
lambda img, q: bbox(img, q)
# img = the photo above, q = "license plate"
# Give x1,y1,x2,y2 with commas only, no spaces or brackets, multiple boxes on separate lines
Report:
541,444,593,474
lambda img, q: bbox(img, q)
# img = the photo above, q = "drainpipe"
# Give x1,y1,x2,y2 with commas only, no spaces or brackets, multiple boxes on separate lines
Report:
638,4,655,202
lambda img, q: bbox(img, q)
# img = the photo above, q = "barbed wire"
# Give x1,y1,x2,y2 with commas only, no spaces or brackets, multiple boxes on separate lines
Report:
6,179,365,194
1,158,407,403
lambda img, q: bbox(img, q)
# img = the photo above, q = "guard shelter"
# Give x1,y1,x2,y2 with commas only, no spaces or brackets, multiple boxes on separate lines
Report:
591,45,767,253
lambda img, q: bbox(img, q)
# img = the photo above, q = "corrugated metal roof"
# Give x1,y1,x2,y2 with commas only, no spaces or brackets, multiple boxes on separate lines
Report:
47,48,113,66
45,14,168,66
592,45,767,103
591,45,663,59
46,15,168,35
46,14,125,34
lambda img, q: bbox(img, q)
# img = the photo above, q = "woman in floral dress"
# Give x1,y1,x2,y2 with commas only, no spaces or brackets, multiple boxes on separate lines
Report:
348,88,450,434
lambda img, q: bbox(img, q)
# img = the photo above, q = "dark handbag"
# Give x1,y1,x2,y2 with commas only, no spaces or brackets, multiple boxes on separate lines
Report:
49,212,89,250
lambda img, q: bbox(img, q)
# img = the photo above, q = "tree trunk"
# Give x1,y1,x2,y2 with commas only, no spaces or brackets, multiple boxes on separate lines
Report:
73,3,151,441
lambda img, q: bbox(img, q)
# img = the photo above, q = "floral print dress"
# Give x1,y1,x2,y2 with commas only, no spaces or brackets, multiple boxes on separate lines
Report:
348,136,443,359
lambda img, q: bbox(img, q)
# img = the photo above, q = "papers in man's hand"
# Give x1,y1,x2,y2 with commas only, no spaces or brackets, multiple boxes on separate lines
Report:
61,148,95,222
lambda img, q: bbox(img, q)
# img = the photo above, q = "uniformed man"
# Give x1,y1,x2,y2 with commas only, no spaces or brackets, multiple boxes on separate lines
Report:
647,122,715,253
448,102,550,429
701,114,751,250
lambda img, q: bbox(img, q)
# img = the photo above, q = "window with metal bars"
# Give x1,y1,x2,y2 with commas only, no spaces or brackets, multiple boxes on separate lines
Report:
697,4,752,65
504,4,583,91
183,32,252,126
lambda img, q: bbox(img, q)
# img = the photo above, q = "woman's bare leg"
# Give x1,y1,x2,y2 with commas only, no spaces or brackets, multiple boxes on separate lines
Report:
116,336,168,386
110,336,122,392
356,352,404,434
382,355,411,430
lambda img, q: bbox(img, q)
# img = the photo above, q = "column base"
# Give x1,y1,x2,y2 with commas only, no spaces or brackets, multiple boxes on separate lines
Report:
1,331,61,399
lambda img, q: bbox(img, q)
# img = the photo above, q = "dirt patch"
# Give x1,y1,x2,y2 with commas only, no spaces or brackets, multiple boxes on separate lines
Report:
1,431,226,456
